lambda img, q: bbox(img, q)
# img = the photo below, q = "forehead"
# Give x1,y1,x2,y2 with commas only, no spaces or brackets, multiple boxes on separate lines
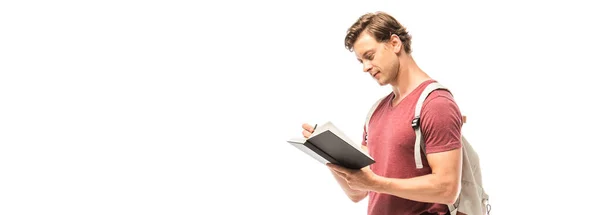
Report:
353,32,380,56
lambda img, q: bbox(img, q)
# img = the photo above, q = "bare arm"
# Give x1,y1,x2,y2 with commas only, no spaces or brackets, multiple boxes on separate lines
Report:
328,146,462,205
371,148,462,204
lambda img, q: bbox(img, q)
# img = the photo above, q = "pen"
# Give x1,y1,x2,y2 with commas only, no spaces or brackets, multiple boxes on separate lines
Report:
314,124,318,132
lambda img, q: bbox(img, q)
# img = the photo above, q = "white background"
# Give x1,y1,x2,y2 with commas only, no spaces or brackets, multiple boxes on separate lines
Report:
1,0,599,214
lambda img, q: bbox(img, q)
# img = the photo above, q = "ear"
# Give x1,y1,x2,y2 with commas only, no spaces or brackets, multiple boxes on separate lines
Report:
390,34,403,54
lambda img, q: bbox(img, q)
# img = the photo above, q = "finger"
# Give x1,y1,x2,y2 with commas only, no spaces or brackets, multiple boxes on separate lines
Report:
327,163,343,169
328,166,347,176
331,169,347,178
327,163,346,173
302,123,315,133
302,130,312,138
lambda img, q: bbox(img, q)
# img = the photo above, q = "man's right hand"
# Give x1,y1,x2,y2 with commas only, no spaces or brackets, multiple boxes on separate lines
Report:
301,123,316,138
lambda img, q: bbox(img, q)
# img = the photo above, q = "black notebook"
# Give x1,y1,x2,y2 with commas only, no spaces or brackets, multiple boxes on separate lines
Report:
287,121,375,169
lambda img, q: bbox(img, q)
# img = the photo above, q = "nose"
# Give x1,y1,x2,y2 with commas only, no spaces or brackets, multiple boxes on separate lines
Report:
363,61,373,73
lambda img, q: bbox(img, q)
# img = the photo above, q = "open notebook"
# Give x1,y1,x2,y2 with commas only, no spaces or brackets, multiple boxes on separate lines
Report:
287,121,375,169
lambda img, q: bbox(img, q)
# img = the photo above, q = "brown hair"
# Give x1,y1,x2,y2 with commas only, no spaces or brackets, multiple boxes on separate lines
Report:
344,11,412,54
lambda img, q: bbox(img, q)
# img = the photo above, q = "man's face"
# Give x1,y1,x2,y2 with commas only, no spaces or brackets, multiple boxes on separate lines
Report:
353,32,401,86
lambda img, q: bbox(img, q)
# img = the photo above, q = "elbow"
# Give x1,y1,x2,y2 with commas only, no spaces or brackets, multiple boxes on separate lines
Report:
439,182,460,205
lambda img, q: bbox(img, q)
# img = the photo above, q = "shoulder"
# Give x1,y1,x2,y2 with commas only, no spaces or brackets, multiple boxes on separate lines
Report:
426,92,456,110
423,89,455,107
421,89,461,122
419,89,463,153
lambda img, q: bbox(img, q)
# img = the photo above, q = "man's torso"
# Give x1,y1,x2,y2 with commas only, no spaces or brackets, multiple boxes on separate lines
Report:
361,80,462,215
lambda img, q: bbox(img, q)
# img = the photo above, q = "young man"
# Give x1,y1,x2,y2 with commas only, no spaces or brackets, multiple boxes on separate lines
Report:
301,11,463,215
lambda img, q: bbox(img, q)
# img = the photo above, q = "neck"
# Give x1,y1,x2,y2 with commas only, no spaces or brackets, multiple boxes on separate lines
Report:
390,55,431,102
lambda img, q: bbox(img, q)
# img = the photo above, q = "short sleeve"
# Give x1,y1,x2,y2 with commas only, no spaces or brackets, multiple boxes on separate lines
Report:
420,91,463,154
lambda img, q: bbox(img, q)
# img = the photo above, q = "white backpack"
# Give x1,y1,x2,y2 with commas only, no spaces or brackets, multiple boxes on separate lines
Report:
365,82,491,215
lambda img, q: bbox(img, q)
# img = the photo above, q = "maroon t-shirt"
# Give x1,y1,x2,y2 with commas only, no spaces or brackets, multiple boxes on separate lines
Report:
362,80,463,215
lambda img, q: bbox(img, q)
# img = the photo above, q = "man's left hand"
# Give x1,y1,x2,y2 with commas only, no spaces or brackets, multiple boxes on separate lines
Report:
326,163,385,192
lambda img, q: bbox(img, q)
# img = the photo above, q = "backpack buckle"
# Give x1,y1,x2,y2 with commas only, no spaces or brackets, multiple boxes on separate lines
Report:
411,116,420,128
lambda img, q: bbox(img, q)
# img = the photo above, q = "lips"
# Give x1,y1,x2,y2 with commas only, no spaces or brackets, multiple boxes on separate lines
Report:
372,72,380,78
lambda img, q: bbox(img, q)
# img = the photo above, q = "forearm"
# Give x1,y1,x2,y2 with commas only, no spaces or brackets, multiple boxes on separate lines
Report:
329,169,368,202
372,173,459,205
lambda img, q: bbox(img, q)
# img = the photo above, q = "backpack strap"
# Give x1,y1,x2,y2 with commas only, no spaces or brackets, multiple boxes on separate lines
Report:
364,96,385,145
413,82,449,169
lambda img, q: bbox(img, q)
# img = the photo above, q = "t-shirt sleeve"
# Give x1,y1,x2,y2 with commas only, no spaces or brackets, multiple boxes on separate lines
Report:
420,91,463,154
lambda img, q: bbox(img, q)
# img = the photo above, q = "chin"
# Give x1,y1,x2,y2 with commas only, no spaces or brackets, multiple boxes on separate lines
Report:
376,78,388,86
